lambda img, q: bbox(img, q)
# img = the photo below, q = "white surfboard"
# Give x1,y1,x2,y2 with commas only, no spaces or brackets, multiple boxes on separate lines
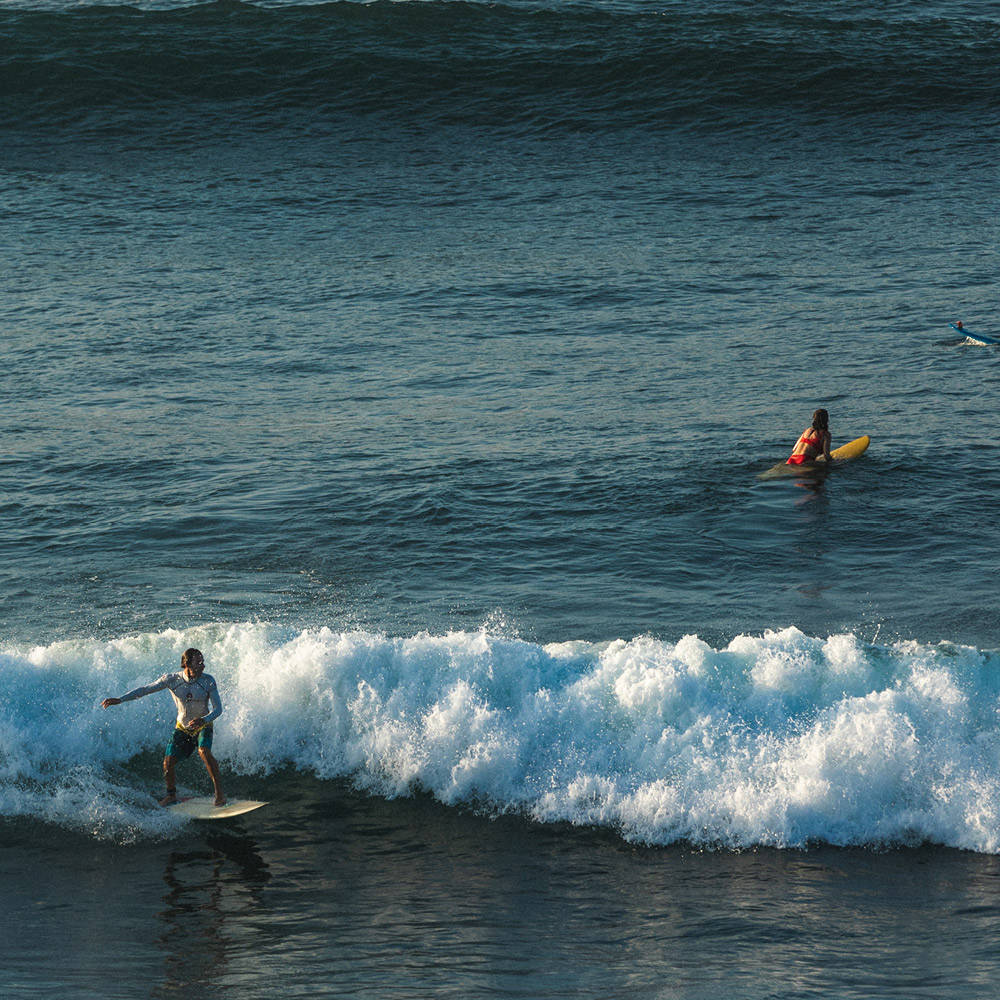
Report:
168,796,268,820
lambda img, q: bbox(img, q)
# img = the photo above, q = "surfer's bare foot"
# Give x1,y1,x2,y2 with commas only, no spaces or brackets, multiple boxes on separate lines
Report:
214,795,227,807
159,792,177,806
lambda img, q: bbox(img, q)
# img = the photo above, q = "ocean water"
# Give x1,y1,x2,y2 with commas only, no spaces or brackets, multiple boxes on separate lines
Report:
3,0,1000,996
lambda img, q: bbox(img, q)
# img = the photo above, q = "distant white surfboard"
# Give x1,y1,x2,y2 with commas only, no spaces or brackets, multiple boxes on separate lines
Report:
169,796,267,820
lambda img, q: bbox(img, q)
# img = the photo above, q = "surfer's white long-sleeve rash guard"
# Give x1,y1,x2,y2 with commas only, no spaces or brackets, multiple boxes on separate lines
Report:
118,673,223,729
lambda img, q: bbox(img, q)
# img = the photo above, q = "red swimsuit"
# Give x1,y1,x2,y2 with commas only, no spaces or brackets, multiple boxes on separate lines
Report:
786,431,824,465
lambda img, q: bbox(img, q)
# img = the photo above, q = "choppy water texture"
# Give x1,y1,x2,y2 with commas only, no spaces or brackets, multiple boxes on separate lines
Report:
3,0,1000,997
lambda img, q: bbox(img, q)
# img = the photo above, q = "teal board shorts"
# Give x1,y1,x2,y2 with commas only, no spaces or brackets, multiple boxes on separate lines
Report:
165,724,214,760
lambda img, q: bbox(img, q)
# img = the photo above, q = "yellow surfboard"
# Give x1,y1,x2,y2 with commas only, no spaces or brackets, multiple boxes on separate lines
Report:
828,435,871,461
757,435,870,480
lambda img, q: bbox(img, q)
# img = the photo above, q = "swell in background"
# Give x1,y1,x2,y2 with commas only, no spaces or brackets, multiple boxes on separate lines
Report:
3,1,999,139
2,7,999,657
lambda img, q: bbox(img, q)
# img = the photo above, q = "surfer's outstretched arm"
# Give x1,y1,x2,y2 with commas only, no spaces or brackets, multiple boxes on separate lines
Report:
101,677,170,709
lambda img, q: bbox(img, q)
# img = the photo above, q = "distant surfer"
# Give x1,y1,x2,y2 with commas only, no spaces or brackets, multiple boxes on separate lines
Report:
786,408,832,466
102,647,226,807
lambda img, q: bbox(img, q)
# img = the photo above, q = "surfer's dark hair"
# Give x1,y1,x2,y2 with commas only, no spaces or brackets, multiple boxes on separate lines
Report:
182,648,204,669
811,408,829,431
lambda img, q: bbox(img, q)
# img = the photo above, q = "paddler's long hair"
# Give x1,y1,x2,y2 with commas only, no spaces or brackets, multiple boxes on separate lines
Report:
811,408,829,432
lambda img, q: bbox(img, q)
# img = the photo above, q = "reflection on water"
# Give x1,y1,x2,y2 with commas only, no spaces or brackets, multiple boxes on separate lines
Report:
169,784,1000,1000
152,832,270,998
792,475,827,501
6,783,1000,999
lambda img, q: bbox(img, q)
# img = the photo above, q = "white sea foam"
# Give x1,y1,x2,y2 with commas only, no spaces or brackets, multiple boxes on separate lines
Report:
3,623,1000,849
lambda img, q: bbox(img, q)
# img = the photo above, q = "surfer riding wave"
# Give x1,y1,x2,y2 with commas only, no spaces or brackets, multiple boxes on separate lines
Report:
102,647,226,807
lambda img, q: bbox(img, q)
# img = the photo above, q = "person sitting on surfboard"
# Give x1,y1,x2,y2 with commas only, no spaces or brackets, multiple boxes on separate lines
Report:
786,408,832,466
102,647,226,807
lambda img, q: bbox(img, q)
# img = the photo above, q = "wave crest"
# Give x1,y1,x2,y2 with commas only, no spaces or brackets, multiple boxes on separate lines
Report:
4,622,1000,849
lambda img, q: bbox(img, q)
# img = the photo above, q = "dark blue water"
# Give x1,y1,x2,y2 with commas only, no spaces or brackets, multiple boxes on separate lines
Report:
3,1,1000,996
